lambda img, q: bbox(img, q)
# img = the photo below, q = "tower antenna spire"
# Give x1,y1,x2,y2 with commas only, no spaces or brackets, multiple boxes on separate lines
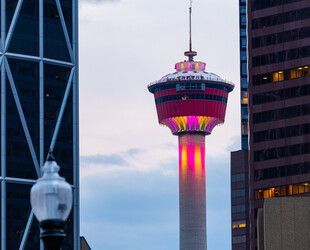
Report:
189,0,192,51
184,0,197,61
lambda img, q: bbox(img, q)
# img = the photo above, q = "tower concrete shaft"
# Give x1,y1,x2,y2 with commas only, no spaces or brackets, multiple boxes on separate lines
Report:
179,134,206,250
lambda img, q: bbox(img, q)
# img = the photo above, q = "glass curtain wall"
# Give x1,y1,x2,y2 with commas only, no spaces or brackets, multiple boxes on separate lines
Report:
0,0,79,249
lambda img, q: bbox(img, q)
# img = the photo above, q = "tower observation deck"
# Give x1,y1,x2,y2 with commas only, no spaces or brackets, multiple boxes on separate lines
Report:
148,6,234,248
148,61,234,135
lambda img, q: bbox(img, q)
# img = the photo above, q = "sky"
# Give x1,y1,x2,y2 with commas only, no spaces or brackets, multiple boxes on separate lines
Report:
79,0,240,249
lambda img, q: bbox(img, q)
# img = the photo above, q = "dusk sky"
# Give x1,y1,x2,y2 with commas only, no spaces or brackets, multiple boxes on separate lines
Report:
79,0,240,249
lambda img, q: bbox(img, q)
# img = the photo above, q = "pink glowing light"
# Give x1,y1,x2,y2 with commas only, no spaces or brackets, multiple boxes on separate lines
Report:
175,61,206,73
179,134,206,183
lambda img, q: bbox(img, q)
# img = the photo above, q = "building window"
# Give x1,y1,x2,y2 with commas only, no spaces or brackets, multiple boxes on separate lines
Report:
241,78,247,88
232,220,246,229
232,204,246,213
242,137,248,149
241,14,246,26
253,103,310,124
242,122,248,135
232,189,246,198
254,142,310,162
241,107,248,119
232,173,245,182
241,63,247,75
232,235,246,244
240,28,246,37
252,26,310,49
241,38,247,49
254,162,310,181
240,51,247,61
253,123,310,143
252,0,303,11
240,5,246,13
252,7,310,30
253,65,310,86
241,91,248,104
272,71,284,82
253,83,310,105
255,182,310,200
253,45,310,67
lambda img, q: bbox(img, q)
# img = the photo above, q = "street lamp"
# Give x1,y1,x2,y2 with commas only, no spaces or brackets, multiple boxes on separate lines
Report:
30,152,73,250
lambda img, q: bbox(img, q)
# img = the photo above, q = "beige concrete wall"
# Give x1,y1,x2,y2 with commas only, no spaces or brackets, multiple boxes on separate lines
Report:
257,197,310,250
257,208,264,250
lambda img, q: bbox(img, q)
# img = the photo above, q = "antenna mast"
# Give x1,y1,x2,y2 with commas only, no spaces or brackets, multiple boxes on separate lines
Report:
184,0,197,61
189,0,192,51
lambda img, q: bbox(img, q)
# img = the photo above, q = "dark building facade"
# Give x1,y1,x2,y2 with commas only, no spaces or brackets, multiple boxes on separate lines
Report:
231,150,249,250
232,0,310,249
0,0,79,249
247,0,310,249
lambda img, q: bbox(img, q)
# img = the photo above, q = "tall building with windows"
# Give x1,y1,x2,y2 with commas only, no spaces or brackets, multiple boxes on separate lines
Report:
0,0,79,249
231,150,249,250
248,1,310,249
240,0,248,150
230,0,250,249
231,0,310,249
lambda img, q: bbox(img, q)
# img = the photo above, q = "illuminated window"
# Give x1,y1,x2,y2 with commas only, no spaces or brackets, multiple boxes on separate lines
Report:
279,71,284,81
273,71,284,82
288,185,292,195
296,68,303,77
242,122,248,135
241,91,248,104
232,220,246,229
281,186,286,196
290,69,296,79
255,182,310,200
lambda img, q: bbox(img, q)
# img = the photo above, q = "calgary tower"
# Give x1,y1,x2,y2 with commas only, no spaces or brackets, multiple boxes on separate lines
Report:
148,3,234,250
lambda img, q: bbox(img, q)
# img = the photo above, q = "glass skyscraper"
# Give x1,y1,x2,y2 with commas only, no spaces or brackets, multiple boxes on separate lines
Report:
0,0,79,248
239,0,248,150
230,0,250,249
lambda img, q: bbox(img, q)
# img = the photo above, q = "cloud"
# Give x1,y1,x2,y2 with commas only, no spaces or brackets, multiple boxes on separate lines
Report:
81,153,128,166
81,148,145,167
80,169,179,250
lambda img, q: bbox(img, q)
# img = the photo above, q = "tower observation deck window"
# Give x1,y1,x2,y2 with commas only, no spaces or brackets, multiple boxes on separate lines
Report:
177,83,206,91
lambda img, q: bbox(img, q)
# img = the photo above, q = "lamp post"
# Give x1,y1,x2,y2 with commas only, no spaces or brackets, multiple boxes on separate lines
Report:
30,152,73,250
